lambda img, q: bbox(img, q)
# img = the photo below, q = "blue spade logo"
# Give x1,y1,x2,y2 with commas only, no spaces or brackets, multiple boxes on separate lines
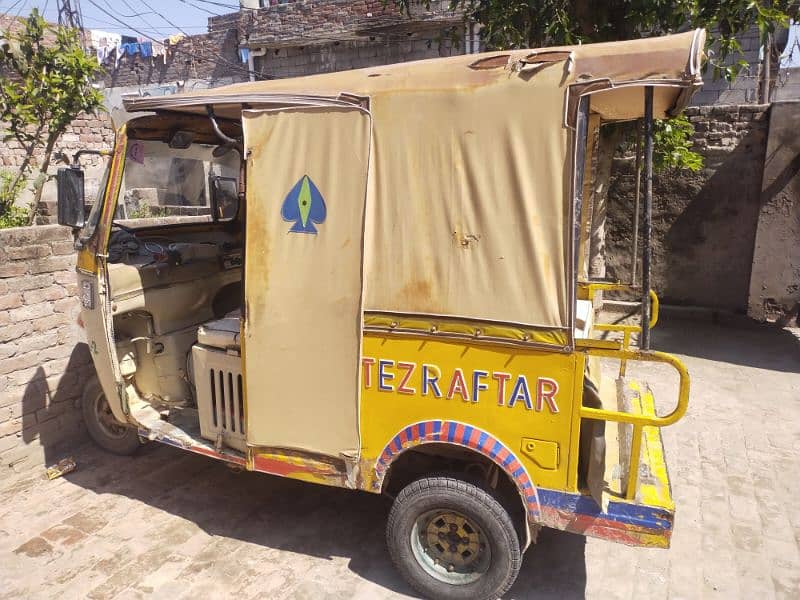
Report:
280,175,326,234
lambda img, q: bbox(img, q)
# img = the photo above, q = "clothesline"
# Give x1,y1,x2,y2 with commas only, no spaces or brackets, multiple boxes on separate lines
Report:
88,29,187,68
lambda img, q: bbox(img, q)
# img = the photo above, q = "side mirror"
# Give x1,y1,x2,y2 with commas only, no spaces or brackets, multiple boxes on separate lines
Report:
210,175,239,222
56,167,85,228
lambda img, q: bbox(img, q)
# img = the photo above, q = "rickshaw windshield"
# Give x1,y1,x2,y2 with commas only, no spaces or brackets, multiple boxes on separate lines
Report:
112,139,240,228
79,157,112,244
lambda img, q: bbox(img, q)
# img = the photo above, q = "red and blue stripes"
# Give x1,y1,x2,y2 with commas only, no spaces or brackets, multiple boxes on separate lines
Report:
373,420,540,518
372,420,674,547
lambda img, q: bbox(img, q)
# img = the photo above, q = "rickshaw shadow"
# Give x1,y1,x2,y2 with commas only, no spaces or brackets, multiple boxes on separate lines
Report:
650,317,800,373
63,441,587,598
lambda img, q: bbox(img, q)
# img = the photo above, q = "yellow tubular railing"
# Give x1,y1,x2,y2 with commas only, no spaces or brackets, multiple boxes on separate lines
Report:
580,348,690,500
591,288,659,376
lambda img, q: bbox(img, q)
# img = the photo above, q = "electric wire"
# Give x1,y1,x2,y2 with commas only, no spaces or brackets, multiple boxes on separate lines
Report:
176,0,221,18
85,0,267,80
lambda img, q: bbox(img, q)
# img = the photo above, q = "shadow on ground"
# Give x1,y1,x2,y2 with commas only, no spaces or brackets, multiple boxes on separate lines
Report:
652,317,800,373
64,442,587,598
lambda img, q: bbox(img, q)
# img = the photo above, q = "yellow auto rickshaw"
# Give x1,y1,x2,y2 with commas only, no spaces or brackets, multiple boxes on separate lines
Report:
57,29,702,599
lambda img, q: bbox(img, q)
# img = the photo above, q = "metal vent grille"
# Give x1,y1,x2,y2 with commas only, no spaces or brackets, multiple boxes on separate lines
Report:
193,345,246,452
209,368,245,435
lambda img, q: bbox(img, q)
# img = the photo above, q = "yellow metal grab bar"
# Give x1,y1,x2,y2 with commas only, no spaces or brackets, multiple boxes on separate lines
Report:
591,289,660,375
580,347,690,499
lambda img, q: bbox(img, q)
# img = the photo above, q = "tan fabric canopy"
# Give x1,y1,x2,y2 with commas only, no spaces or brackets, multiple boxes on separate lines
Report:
124,31,705,339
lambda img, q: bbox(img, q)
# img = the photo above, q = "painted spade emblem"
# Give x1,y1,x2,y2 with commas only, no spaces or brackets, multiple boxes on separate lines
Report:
280,174,327,234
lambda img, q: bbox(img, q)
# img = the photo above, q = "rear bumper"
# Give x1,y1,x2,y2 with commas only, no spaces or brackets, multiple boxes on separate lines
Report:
535,489,673,548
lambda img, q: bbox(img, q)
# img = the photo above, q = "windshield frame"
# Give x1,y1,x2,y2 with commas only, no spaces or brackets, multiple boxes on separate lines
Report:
78,155,112,245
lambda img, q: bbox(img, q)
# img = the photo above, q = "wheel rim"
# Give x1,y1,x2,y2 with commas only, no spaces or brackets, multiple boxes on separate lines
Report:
93,391,128,439
410,509,491,585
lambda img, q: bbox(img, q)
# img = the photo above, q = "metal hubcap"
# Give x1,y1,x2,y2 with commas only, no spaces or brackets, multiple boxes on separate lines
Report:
410,509,491,585
94,393,128,439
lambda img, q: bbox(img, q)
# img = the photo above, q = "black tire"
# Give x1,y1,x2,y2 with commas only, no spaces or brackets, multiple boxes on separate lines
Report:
387,476,522,600
81,377,141,456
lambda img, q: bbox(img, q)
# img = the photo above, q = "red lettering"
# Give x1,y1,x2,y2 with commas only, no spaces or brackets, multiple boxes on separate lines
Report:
397,362,417,394
361,357,375,388
446,368,470,401
536,377,560,413
492,372,512,406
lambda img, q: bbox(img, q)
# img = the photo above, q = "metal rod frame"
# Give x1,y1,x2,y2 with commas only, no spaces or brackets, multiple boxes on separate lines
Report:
631,123,642,286
641,87,654,351
573,96,590,317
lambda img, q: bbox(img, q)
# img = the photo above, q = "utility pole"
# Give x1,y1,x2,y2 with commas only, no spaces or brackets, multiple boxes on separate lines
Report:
57,0,86,49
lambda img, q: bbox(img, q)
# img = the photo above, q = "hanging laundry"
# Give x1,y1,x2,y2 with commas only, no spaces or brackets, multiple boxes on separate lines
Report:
168,33,186,46
239,47,250,63
152,40,166,59
88,29,121,66
119,42,140,58
139,42,153,58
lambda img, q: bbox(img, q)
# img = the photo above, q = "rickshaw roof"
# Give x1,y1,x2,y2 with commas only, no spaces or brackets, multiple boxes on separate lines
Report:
125,29,705,123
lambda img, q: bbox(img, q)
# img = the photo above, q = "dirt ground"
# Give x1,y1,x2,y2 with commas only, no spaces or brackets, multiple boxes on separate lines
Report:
1,318,799,599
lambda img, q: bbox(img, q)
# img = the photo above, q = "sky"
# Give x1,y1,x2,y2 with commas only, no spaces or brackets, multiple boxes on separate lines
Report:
0,0,238,39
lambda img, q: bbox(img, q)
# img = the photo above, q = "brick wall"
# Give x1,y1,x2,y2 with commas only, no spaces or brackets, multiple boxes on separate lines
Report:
100,26,244,89
254,32,462,79
606,104,770,312
0,225,92,474
0,113,115,215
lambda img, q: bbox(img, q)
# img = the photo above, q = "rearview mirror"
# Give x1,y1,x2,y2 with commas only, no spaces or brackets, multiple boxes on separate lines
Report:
210,176,239,222
56,167,85,228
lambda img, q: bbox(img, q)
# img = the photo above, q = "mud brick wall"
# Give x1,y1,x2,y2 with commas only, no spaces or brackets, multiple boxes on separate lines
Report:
0,113,115,213
0,225,93,474
606,104,770,312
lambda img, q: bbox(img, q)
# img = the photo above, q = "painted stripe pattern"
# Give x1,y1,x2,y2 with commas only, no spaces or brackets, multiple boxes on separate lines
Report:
373,420,540,517
373,420,674,547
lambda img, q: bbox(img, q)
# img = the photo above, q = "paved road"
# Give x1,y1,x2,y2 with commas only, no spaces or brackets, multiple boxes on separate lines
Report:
1,319,798,599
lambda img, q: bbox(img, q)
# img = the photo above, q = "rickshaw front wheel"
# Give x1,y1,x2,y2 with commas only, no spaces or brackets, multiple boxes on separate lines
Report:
387,476,521,600
82,377,141,456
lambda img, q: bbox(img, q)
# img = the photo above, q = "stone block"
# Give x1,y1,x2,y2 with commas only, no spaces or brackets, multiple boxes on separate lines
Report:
53,297,78,314
7,302,54,323
22,286,67,304
50,241,76,256
0,263,28,278
28,256,75,275
0,351,41,376
0,324,28,344
0,293,23,311
32,313,70,334
7,245,52,260
14,334,60,360
4,274,53,293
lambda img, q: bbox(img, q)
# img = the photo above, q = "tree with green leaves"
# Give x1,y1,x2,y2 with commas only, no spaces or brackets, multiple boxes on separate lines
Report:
0,9,104,225
395,1,795,81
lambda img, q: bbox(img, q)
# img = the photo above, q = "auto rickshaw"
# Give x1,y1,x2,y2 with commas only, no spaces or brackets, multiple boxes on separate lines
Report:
56,29,702,599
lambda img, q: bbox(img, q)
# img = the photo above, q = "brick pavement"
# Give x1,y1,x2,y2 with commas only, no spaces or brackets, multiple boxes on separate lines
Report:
0,318,798,599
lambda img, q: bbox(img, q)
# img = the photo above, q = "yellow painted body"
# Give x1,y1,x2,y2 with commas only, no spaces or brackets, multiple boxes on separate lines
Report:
359,334,580,493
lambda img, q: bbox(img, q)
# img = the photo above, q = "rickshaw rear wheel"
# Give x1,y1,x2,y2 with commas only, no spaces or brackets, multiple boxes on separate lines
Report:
387,476,521,600
82,377,141,456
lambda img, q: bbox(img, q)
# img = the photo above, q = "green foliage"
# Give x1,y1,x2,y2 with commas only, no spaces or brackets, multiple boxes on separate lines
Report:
653,115,703,173
127,204,168,219
391,1,796,79
0,170,31,229
0,9,104,145
0,9,104,224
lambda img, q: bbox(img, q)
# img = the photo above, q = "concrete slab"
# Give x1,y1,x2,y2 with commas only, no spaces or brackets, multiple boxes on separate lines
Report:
1,319,798,599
